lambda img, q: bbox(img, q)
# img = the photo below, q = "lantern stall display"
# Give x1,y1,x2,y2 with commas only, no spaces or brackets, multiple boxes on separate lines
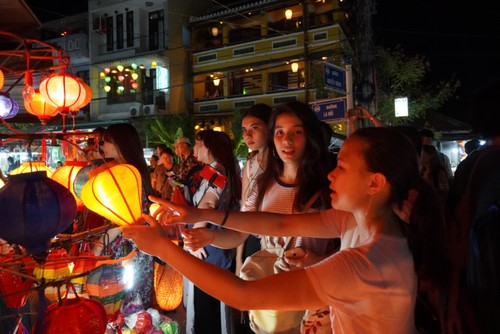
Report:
0,172,77,259
85,264,126,316
35,282,107,334
81,162,143,226
33,248,73,302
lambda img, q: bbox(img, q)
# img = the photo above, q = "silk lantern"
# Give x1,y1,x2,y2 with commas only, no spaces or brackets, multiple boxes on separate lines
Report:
153,261,183,311
33,248,72,302
73,158,114,201
0,254,34,309
0,172,77,258
85,264,126,316
9,161,54,178
35,282,107,334
81,162,143,226
39,73,83,113
51,160,88,207
24,88,60,125
0,93,19,119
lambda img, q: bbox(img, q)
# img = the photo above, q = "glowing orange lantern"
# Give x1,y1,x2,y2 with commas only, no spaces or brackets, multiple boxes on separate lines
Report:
81,162,143,226
0,68,4,91
9,161,54,178
24,88,60,125
39,73,84,112
51,160,88,207
153,261,183,311
69,79,92,112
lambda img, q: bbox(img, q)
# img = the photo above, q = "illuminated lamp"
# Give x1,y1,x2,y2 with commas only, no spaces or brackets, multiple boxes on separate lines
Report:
154,261,183,311
0,93,19,119
131,63,138,70
211,26,219,37
39,73,84,130
104,67,111,74
0,179,4,188
51,160,88,207
24,89,59,125
118,75,125,82
291,62,299,73
213,77,220,86
0,172,77,259
0,68,4,91
81,162,143,226
285,8,293,20
104,85,111,92
9,161,54,178
69,79,92,113
131,82,139,90
117,65,124,72
131,72,139,80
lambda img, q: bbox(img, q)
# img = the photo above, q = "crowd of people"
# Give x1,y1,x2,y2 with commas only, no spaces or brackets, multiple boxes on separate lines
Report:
1,79,499,334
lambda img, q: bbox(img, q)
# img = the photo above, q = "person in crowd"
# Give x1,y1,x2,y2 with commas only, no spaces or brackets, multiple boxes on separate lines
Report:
94,123,155,314
464,138,481,155
173,136,204,203
420,144,451,204
155,143,168,159
183,129,242,334
419,128,453,181
445,79,500,334
154,148,179,200
149,154,159,189
122,126,448,334
6,156,18,174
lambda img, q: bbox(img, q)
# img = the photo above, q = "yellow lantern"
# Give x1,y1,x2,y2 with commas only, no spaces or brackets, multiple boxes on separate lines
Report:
51,160,88,207
9,161,54,178
81,162,143,226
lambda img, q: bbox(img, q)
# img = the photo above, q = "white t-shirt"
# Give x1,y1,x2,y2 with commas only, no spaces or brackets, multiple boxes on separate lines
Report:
305,209,417,334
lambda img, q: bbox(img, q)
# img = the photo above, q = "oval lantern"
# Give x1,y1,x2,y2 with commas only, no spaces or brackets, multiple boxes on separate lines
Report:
0,254,34,309
0,172,77,257
73,158,114,201
39,73,83,114
69,78,92,114
51,160,88,207
153,261,183,311
81,162,143,226
0,93,19,119
85,264,126,316
33,248,72,302
36,282,107,334
9,161,54,178
24,88,60,125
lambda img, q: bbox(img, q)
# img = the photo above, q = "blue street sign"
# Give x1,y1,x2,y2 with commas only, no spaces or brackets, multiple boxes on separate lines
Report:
324,63,346,93
310,98,346,122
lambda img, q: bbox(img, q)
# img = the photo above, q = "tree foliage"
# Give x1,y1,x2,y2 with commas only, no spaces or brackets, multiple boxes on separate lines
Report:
374,47,458,125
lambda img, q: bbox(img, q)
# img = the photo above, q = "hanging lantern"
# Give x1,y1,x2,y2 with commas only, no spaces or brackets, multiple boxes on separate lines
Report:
73,158,113,201
85,264,126,316
153,261,183,311
35,282,107,334
0,172,77,258
69,78,92,113
0,92,19,119
39,73,83,112
0,254,34,309
0,68,4,91
81,162,143,226
24,88,60,125
33,248,72,302
51,160,88,207
9,161,54,178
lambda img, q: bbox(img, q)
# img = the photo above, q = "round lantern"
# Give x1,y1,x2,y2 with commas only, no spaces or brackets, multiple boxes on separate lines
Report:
39,73,84,114
9,161,54,178
0,254,34,309
81,162,143,226
24,88,60,125
33,248,72,302
73,158,113,201
35,282,107,334
51,160,88,207
85,264,126,316
0,172,77,257
0,93,19,119
69,78,92,114
153,261,183,311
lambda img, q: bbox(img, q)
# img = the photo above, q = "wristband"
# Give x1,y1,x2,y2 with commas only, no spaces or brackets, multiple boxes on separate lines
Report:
220,210,230,227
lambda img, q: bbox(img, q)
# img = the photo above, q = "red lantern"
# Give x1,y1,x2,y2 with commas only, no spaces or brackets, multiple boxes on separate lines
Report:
51,160,88,207
35,282,107,334
85,264,126,316
0,172,77,258
0,254,34,309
